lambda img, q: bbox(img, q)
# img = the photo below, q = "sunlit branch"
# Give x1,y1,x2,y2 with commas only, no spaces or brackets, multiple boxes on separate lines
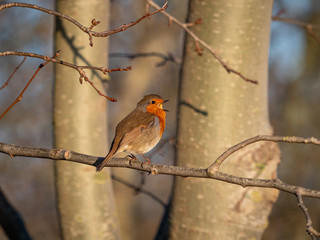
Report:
1,138,320,199
0,51,132,102
0,52,59,120
0,2,168,46
208,135,320,173
272,16,320,45
147,0,258,84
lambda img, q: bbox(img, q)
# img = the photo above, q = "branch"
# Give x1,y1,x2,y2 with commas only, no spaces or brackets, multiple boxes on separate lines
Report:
1,140,320,199
0,2,168,46
272,16,320,45
272,16,320,31
0,51,132,102
109,52,182,67
147,0,258,84
296,192,320,239
0,57,26,90
0,51,59,120
208,135,320,173
111,175,166,207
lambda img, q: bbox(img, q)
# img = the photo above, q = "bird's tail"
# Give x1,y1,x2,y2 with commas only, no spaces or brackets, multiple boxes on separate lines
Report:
96,153,113,172
96,137,119,172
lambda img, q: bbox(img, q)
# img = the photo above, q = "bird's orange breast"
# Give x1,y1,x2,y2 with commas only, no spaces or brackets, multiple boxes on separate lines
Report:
146,101,166,135
156,108,166,135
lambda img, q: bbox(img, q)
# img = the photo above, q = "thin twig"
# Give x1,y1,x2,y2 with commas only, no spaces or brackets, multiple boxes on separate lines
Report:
109,52,182,66
0,2,168,46
111,175,166,207
1,140,320,199
272,16,320,31
208,135,320,173
147,0,258,84
296,192,320,239
77,65,131,101
0,57,27,90
272,16,320,45
152,137,174,157
0,51,60,120
0,51,132,102
306,25,320,45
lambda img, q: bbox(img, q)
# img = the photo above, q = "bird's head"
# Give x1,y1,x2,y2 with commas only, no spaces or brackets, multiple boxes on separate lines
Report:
137,94,168,115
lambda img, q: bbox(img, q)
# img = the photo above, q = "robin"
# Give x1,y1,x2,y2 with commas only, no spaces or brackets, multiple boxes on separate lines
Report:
96,94,168,172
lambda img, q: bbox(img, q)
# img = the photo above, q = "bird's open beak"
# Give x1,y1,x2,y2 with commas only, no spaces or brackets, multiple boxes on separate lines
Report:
163,99,169,112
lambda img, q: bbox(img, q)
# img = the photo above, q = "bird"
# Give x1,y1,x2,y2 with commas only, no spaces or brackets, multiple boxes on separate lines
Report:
96,94,168,172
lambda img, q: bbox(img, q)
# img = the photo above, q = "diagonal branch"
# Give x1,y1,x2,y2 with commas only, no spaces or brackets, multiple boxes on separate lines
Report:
0,51,59,120
0,57,27,90
147,0,258,84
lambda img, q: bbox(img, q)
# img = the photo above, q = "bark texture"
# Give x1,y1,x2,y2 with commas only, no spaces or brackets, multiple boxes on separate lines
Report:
54,1,120,239
170,0,280,239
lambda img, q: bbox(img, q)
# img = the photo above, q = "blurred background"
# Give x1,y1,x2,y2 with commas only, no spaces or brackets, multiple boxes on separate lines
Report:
0,0,319,239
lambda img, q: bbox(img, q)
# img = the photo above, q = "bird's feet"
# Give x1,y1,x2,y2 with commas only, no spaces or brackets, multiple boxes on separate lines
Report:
128,154,138,166
141,154,151,168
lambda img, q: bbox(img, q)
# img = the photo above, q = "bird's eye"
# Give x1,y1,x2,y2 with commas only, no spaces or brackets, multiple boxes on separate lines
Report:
151,100,156,104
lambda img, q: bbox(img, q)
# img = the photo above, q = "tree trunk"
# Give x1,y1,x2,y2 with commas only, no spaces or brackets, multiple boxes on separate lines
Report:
53,1,120,239
170,0,280,239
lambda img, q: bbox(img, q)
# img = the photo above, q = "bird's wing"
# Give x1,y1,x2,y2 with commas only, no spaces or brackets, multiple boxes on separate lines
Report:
96,110,154,172
117,110,155,149
119,123,150,148
116,109,153,132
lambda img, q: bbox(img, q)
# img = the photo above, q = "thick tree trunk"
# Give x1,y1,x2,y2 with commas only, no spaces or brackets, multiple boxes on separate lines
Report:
53,1,120,239
170,0,280,239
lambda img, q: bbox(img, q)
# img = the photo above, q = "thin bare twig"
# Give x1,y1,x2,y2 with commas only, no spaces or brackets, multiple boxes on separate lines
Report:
185,18,202,27
151,137,175,157
0,57,27,90
272,16,320,31
111,175,166,207
272,16,320,45
0,51,132,102
109,52,182,67
147,0,258,84
296,192,320,239
77,65,131,101
0,2,168,46
306,25,320,45
208,135,320,173
0,51,60,120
